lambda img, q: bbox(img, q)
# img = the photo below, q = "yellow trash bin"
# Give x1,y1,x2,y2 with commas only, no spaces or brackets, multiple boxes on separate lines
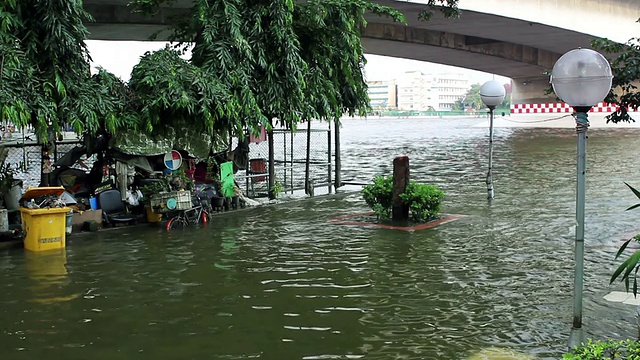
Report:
19,187,70,252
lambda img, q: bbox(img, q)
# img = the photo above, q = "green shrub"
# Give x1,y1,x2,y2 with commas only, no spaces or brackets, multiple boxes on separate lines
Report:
361,175,444,222
564,339,640,359
362,175,393,219
400,182,445,223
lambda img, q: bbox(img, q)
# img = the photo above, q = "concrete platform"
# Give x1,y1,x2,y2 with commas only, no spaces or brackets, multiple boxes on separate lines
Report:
603,291,640,306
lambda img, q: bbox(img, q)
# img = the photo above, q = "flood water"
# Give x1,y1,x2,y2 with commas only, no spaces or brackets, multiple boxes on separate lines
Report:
2,117,640,359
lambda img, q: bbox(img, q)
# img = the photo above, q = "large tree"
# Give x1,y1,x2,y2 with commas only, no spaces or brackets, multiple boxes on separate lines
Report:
0,0,127,138
130,0,460,129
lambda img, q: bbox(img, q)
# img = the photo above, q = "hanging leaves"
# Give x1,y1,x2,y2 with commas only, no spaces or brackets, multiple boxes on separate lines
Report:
1,0,137,138
592,37,640,124
129,46,235,139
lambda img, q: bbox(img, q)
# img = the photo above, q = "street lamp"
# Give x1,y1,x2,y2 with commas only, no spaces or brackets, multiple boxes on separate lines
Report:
550,48,612,348
480,80,506,200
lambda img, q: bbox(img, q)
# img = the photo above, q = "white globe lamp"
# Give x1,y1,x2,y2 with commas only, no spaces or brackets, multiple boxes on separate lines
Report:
480,80,506,108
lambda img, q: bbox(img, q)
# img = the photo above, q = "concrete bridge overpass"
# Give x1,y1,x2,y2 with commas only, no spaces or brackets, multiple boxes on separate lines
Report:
83,0,640,105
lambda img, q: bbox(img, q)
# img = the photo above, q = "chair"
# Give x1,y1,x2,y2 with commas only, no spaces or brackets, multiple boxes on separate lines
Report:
246,158,268,197
98,189,137,226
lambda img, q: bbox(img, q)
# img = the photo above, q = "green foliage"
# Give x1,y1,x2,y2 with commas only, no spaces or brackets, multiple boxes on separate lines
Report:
564,339,640,359
592,37,640,124
362,175,394,219
610,182,640,296
294,1,405,122
400,182,445,223
168,170,194,191
140,178,170,203
131,0,406,132
0,162,18,193
463,83,483,110
418,0,461,21
129,47,234,139
0,0,134,138
362,175,445,222
272,179,284,198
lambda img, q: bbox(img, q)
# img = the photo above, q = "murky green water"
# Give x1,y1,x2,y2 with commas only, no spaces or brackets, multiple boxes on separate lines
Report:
2,118,640,359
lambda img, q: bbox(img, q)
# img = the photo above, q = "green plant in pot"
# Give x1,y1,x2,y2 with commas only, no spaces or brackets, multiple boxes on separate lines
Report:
0,162,20,210
140,178,170,205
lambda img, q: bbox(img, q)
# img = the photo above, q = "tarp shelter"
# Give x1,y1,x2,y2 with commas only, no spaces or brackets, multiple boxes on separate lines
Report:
110,127,222,161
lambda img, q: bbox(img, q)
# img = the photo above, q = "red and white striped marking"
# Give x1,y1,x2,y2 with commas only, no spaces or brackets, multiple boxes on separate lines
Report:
510,102,617,114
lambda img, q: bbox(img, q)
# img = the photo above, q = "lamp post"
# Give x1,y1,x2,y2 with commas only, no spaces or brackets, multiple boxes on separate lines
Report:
550,48,612,348
480,80,506,200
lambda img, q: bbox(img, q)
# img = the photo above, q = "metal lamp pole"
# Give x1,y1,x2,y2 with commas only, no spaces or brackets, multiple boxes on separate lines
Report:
550,48,612,350
486,105,496,199
480,80,505,200
569,106,591,348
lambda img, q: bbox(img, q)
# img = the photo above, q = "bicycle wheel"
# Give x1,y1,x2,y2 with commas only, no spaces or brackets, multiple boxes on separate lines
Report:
200,210,209,225
166,216,186,231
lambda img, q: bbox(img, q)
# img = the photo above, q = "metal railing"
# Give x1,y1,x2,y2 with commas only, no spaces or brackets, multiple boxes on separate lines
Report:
232,126,332,197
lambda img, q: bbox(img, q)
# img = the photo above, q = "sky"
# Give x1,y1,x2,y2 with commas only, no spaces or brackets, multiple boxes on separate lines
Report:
86,40,510,86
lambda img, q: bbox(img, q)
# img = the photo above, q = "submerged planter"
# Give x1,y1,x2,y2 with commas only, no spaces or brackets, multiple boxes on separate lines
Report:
329,211,462,231
211,196,225,212
145,206,162,223
3,184,22,210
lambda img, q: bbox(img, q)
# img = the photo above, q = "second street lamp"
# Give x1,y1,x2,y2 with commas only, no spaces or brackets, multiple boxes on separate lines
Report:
480,80,506,200
550,48,613,349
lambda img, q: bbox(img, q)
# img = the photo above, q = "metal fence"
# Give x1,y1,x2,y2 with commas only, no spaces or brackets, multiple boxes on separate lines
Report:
2,139,83,189
233,127,332,197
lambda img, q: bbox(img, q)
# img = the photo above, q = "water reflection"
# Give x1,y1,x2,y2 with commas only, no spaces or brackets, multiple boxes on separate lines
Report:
25,249,79,304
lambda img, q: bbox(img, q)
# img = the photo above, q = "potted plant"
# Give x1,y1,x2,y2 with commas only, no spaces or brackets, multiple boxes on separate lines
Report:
0,162,21,210
139,178,170,222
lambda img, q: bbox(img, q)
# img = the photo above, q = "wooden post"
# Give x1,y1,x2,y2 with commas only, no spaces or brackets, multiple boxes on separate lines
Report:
392,156,410,222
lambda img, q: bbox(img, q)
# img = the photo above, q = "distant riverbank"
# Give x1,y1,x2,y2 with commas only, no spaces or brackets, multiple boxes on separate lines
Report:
344,112,640,129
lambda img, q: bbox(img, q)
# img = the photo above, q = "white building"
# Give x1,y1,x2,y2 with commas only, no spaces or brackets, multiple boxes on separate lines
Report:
396,71,469,111
397,71,432,111
431,73,469,111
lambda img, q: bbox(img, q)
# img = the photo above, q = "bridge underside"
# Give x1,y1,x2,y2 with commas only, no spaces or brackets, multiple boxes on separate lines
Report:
83,0,609,104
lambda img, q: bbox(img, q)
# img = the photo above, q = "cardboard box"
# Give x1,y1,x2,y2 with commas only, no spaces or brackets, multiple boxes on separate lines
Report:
71,209,102,232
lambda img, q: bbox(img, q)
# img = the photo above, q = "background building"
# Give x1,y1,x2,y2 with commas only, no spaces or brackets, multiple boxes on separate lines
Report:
366,80,397,110
368,72,470,112
397,71,433,111
431,73,469,111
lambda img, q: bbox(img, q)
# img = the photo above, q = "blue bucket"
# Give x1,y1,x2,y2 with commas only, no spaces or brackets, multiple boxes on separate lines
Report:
89,197,99,210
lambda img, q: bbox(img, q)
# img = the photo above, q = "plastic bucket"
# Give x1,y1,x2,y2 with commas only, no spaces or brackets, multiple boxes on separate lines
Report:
89,197,99,210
